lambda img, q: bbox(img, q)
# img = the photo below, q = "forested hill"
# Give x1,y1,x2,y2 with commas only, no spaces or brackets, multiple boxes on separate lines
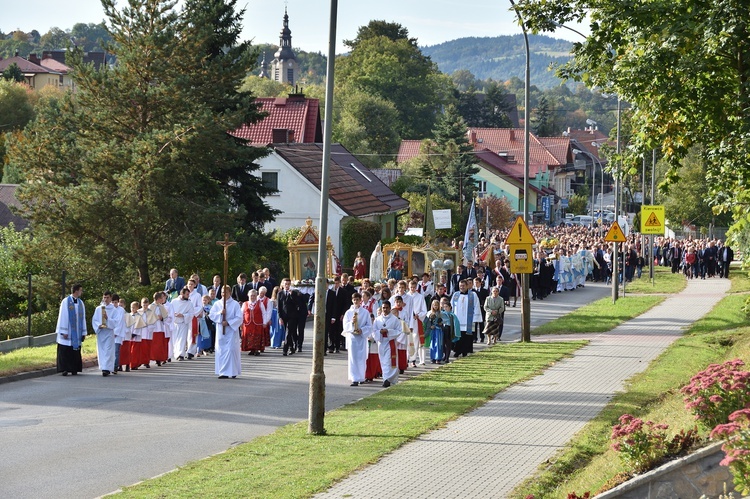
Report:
421,34,574,89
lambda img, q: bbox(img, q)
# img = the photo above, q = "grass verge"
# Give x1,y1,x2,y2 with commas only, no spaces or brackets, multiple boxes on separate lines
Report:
622,265,688,294
0,340,98,376
511,286,750,497
532,294,664,335
730,272,750,293
115,341,586,498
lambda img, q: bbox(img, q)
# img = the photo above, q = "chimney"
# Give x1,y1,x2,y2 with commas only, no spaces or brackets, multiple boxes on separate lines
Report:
288,130,295,143
28,53,40,65
468,130,477,144
509,129,515,141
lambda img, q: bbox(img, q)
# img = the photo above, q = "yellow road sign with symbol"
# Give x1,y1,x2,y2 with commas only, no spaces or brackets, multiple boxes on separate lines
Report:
640,205,665,235
604,221,627,242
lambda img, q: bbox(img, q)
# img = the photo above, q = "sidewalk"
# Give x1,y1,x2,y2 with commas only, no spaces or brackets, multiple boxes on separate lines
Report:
316,277,730,498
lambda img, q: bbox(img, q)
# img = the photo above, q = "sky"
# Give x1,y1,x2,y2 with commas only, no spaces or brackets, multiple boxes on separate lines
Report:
2,0,587,54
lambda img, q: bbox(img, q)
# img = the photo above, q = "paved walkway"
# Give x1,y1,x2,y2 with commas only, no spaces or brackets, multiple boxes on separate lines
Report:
317,277,730,498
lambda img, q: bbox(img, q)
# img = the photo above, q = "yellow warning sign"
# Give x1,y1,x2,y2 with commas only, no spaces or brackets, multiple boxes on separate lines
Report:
641,205,665,235
508,244,534,274
604,221,627,242
505,216,536,245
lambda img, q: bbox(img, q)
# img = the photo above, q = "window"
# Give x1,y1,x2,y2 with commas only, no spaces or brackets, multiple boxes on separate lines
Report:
287,68,294,85
477,180,487,193
261,171,279,193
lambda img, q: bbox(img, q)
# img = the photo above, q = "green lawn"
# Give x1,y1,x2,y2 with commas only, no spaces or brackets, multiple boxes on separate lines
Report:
532,295,665,335
511,282,750,497
622,265,688,294
115,341,586,498
0,340,98,376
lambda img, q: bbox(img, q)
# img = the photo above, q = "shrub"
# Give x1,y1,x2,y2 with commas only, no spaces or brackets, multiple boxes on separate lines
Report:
710,408,750,494
0,309,58,339
681,359,750,429
341,218,381,271
610,414,670,473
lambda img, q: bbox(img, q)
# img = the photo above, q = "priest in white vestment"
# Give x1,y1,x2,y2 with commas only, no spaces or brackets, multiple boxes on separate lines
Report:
92,291,120,376
210,286,243,378
170,288,195,360
342,292,373,386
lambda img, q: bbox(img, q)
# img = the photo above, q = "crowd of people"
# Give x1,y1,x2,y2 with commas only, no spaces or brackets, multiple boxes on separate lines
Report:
54,227,733,384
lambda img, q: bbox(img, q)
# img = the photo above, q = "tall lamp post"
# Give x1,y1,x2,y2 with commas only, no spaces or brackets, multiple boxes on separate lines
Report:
573,147,604,234
509,0,531,342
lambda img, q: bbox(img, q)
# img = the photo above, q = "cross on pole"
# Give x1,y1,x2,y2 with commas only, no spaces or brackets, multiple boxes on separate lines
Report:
216,233,236,332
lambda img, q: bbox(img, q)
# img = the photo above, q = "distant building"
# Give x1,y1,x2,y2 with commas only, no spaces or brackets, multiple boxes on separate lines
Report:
0,54,64,90
269,8,299,86
231,91,323,146
0,184,29,230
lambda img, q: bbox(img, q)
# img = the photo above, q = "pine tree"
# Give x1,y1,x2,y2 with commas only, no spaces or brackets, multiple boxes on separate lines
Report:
430,105,479,207
10,0,274,286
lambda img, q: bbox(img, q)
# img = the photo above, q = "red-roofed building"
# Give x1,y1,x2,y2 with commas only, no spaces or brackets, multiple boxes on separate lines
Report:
0,54,62,90
231,93,322,147
255,143,408,256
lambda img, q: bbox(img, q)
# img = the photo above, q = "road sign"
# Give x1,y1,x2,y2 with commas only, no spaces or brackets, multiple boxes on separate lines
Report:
508,244,534,273
641,205,665,235
505,216,536,245
604,221,627,242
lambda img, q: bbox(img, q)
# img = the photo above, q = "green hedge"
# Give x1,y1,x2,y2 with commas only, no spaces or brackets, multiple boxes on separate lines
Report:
0,309,58,340
341,218,382,270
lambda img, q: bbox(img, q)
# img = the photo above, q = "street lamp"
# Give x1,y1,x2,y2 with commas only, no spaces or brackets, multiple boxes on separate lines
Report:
573,147,604,235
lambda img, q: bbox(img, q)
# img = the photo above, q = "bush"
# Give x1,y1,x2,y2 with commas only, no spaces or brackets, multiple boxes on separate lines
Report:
711,408,750,494
341,218,381,270
681,359,750,429
0,309,58,339
610,414,669,473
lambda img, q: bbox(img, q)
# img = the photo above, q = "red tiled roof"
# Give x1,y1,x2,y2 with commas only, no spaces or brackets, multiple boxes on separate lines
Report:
538,136,571,165
565,128,611,162
474,150,546,195
273,143,409,217
0,56,55,74
39,57,72,74
231,96,322,146
396,140,423,163
467,128,565,168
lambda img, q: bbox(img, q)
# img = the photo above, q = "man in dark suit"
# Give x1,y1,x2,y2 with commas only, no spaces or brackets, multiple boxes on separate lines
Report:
325,276,347,353
450,265,465,295
720,244,734,278
291,290,311,352
278,278,296,355
164,269,185,295
261,267,277,292
231,273,250,303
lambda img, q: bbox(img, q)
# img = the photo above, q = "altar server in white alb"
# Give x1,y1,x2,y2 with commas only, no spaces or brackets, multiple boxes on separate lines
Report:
170,287,195,361
56,283,88,376
371,300,402,387
342,292,373,386
405,280,428,367
210,285,243,379
91,291,121,377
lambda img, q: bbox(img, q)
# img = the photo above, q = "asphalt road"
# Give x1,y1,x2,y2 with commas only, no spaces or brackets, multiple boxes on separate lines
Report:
0,282,610,499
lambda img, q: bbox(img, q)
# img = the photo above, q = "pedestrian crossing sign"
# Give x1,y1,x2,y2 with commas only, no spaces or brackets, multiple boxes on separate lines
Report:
640,205,665,235
604,221,626,242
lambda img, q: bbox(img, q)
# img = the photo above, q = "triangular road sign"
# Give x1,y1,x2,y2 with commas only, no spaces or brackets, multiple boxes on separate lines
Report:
505,216,536,245
645,212,661,227
604,221,627,242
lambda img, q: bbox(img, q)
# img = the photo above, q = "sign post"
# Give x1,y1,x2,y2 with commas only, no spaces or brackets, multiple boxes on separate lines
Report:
604,221,627,301
505,216,536,342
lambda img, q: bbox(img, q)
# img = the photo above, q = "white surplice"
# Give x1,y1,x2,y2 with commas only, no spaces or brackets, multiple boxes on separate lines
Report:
210,297,243,377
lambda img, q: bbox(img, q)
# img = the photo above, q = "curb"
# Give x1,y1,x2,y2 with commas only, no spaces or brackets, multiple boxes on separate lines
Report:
0,359,98,386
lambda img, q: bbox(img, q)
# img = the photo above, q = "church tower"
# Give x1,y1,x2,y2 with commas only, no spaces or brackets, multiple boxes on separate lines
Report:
271,7,299,86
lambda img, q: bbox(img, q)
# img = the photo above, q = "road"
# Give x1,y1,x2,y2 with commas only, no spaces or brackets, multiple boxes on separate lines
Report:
0,282,610,499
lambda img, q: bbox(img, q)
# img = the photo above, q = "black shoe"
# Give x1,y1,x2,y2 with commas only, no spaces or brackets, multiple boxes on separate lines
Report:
61,371,68,376
382,380,391,388
328,349,334,354
102,370,110,376
297,346,302,352
335,349,340,354
350,382,359,386
399,369,404,374
178,356,184,361
187,354,194,360
453,352,459,358
218,375,228,379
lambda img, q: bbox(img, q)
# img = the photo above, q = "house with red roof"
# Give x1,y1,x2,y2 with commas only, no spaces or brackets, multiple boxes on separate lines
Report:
0,54,64,90
254,143,409,258
231,92,322,146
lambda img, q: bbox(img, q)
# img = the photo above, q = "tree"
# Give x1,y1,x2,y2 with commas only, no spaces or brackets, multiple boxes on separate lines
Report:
69,22,111,51
2,63,24,82
40,27,73,51
429,105,479,208
343,20,416,51
482,81,514,128
531,95,556,136
336,22,446,139
451,69,477,91
478,195,515,233
8,0,274,287
516,0,748,244
240,75,289,97
332,88,401,169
